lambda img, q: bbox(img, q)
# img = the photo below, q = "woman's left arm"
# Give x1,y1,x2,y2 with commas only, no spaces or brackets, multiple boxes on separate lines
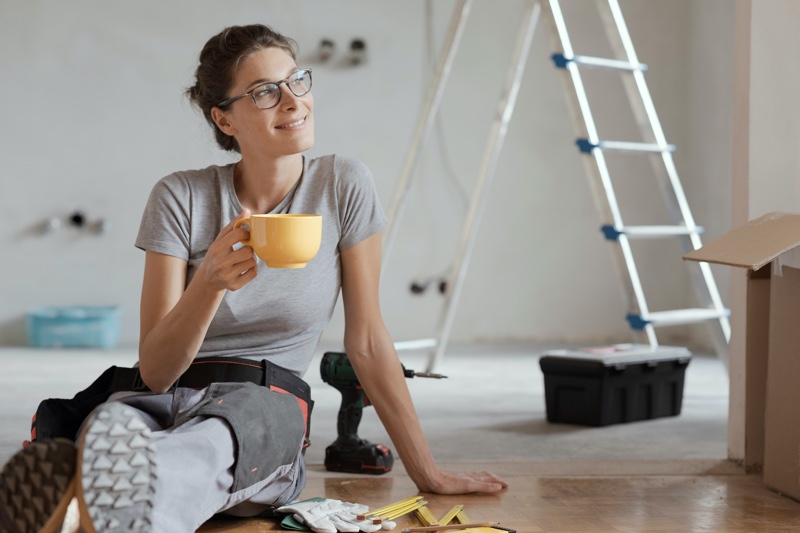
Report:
340,232,508,494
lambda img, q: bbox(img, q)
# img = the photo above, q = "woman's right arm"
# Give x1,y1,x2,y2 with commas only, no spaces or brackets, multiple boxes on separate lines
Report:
138,209,255,393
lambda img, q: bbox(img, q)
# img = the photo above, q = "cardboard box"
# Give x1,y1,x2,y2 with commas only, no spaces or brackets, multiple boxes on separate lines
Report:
684,211,800,500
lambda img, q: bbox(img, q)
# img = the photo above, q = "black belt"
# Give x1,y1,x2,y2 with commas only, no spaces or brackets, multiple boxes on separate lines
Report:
113,356,313,444
32,356,313,445
109,356,312,404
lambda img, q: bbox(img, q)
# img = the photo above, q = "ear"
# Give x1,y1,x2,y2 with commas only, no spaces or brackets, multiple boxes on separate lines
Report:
211,107,237,137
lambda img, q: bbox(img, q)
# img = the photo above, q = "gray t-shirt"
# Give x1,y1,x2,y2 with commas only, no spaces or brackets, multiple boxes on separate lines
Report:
135,154,387,377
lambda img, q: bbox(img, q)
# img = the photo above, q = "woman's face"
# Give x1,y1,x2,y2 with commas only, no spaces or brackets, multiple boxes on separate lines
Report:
220,47,314,158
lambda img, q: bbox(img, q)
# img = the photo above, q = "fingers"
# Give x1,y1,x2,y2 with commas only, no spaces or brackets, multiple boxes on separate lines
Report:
464,471,508,493
214,261,257,292
217,250,258,291
216,208,252,239
22,440,31,448
228,263,258,291
198,210,260,291
220,226,252,249
217,209,253,248
420,470,509,495
469,474,507,493
466,471,509,488
464,479,505,493
230,244,256,264
233,208,252,227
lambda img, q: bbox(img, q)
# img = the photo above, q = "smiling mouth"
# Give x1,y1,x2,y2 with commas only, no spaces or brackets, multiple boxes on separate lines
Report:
276,116,307,130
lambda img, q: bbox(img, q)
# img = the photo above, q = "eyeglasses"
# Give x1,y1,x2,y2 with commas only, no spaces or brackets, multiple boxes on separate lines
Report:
217,68,312,109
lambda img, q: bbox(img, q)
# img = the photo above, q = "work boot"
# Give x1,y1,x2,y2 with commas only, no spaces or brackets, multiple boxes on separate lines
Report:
76,402,157,532
0,439,77,533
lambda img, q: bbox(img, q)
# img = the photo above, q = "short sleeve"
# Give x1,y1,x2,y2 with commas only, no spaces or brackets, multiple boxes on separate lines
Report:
134,174,192,260
335,156,388,251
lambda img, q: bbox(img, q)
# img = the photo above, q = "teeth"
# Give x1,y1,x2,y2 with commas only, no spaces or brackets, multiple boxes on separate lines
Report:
278,118,304,129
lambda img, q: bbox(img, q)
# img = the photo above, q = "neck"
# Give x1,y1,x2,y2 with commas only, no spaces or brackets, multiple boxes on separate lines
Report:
234,153,303,214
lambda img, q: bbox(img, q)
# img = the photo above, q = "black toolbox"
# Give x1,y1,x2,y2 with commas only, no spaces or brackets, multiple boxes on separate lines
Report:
539,344,692,426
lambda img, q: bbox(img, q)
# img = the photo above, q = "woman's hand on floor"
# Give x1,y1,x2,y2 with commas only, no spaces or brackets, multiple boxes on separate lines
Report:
415,468,508,495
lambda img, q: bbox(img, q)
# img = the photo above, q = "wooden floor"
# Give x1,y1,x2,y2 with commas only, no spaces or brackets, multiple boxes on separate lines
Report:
198,460,800,532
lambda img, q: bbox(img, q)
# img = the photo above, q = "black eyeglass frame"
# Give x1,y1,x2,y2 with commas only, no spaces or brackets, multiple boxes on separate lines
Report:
216,68,313,109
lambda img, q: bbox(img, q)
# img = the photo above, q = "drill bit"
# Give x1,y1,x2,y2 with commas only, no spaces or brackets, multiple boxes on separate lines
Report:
403,368,448,379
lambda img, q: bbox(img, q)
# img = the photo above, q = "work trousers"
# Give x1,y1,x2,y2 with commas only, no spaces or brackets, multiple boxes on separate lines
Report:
105,384,307,532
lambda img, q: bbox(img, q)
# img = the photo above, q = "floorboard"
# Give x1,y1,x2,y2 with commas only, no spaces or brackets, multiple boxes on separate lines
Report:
199,460,800,532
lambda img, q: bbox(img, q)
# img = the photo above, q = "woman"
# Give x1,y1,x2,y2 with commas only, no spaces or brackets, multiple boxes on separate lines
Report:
0,24,506,533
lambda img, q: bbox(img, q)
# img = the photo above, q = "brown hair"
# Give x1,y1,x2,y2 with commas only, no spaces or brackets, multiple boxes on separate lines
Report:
186,24,298,153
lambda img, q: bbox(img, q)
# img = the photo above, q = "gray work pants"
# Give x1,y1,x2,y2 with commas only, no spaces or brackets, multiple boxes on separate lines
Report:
108,384,307,532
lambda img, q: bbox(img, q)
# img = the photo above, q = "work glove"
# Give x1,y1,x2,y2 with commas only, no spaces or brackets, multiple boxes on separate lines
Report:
277,498,382,533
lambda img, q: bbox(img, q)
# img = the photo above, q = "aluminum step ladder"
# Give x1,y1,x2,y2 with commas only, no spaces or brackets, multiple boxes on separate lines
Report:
384,0,730,371
545,0,730,367
384,0,542,371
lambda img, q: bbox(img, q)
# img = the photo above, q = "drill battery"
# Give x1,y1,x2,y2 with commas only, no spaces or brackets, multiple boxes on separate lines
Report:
324,440,393,474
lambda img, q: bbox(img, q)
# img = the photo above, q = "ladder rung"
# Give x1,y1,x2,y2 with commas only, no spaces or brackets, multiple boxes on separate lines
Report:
627,309,730,330
601,225,705,241
577,139,676,154
394,338,437,351
551,53,648,72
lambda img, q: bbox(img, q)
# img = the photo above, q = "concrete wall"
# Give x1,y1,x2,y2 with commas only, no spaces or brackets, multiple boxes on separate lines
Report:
0,0,733,351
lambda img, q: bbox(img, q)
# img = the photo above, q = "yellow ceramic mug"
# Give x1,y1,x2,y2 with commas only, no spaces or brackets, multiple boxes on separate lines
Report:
235,214,322,268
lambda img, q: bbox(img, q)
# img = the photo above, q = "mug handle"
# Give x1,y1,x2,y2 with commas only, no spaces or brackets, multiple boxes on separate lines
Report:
234,217,252,247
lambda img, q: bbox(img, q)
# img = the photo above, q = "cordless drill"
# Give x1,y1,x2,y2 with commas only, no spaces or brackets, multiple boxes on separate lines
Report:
320,351,446,475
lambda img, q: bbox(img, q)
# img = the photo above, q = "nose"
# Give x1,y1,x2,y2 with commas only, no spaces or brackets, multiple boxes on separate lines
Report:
278,83,301,110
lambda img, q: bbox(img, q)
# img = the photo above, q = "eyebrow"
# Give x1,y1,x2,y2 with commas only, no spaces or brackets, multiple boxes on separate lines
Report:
243,67,301,92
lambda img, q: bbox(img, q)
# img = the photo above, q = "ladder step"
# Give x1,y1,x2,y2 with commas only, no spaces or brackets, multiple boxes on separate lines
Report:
551,53,648,72
601,225,705,241
394,338,437,351
576,139,676,154
627,309,730,330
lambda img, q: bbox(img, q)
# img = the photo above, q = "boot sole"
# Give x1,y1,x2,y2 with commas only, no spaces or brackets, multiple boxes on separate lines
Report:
0,439,77,533
76,402,156,532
